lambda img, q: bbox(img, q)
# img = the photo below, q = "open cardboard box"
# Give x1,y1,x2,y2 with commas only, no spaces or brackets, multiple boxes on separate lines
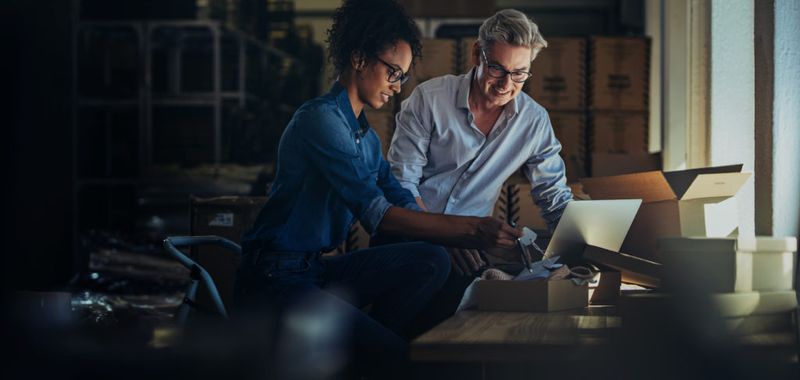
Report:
580,164,751,263
475,278,588,312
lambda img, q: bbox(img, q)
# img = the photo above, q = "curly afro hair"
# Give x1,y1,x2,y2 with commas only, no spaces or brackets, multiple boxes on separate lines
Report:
326,0,422,77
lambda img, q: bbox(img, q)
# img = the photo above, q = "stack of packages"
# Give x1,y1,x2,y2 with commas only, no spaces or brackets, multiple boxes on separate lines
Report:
588,37,657,177
524,37,587,183
657,236,798,335
503,37,653,235
580,164,752,286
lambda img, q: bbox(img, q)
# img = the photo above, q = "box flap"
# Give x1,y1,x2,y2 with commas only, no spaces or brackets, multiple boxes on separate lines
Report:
680,172,751,200
580,171,676,202
662,164,743,199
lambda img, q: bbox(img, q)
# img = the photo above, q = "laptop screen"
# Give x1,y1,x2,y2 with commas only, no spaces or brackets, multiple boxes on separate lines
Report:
545,199,642,265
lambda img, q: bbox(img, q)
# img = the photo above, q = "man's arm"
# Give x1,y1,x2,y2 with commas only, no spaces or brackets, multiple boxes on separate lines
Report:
523,113,573,232
299,109,519,249
386,87,432,198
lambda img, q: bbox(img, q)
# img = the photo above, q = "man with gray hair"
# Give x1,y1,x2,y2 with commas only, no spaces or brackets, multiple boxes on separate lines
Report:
386,9,573,335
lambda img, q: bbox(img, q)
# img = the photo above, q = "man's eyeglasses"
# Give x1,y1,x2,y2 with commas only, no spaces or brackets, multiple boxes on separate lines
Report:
480,48,532,83
375,57,410,85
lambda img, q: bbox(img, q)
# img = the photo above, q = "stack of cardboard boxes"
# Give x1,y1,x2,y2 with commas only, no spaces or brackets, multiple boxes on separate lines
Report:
588,36,656,177
579,165,752,285
508,37,654,233
525,37,587,183
645,236,797,335
581,164,752,265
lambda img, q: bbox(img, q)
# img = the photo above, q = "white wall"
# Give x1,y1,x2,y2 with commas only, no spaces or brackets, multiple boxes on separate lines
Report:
773,0,800,237
709,0,755,236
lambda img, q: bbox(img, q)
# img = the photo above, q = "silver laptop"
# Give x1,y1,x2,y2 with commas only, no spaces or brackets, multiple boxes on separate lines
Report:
544,199,642,262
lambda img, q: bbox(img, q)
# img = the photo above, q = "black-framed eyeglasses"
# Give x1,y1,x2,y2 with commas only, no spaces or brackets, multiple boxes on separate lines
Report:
480,48,532,83
375,57,410,85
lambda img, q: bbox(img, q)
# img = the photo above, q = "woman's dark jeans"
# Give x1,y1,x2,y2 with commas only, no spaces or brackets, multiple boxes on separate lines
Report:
235,241,450,379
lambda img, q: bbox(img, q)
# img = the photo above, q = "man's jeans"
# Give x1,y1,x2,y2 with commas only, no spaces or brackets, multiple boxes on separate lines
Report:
235,241,450,377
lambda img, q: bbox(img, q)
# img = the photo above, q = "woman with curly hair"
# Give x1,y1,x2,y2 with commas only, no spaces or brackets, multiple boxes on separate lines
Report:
235,0,520,376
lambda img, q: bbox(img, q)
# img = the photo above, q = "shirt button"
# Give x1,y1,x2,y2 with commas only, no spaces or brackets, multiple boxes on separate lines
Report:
356,138,360,144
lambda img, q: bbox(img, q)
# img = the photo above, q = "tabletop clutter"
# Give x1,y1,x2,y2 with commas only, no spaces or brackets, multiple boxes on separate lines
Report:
454,164,798,331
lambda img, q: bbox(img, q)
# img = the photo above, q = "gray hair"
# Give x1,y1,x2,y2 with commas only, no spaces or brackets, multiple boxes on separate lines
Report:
478,9,547,61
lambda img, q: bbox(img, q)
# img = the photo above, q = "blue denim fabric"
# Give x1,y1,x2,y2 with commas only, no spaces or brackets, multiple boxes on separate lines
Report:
235,242,450,378
242,83,420,253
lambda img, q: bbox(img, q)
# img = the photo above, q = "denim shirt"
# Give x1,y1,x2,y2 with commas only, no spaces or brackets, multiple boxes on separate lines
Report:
242,83,420,253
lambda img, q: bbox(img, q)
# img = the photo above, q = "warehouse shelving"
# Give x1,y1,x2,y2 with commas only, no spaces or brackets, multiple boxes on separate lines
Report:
71,18,300,273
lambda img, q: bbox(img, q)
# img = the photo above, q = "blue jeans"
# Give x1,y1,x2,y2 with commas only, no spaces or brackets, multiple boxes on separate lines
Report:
235,241,450,378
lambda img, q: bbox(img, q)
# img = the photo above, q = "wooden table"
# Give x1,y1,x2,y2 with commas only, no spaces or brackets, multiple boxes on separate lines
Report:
411,305,620,363
410,305,798,380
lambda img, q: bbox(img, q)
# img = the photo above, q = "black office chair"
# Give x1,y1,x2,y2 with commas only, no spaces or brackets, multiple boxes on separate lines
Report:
163,236,241,326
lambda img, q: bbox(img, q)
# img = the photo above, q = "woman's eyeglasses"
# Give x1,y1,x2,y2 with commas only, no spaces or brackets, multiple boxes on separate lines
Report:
375,57,410,85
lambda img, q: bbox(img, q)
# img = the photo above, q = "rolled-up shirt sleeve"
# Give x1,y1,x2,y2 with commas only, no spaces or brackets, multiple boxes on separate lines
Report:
376,157,422,211
523,113,574,232
296,109,392,234
387,89,432,198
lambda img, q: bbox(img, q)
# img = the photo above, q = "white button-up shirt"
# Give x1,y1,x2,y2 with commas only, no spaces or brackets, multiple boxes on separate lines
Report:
387,68,573,230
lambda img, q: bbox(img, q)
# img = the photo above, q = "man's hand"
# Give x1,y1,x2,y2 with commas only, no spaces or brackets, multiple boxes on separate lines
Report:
447,248,486,276
473,217,522,250
482,245,533,266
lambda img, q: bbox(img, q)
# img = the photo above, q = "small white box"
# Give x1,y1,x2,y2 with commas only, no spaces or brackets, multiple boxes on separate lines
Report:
659,237,797,292
738,237,797,291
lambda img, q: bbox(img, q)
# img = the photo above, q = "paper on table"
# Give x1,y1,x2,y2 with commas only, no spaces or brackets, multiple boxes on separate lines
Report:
513,256,561,281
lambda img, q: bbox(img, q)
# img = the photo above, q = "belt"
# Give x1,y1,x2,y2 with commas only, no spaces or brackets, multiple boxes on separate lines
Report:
242,248,320,267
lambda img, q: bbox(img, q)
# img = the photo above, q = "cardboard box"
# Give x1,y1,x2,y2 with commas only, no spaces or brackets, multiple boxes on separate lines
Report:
550,111,587,182
526,38,587,111
621,290,798,318
459,37,477,74
398,0,495,18
190,196,267,309
660,237,797,292
475,278,588,312
590,152,661,177
401,39,458,99
507,182,587,230
590,111,648,154
507,183,549,230
363,108,395,156
589,37,650,111
580,164,752,263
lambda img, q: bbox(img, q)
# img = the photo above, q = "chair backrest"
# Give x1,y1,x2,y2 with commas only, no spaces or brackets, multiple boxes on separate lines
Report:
189,196,266,308
163,236,242,322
